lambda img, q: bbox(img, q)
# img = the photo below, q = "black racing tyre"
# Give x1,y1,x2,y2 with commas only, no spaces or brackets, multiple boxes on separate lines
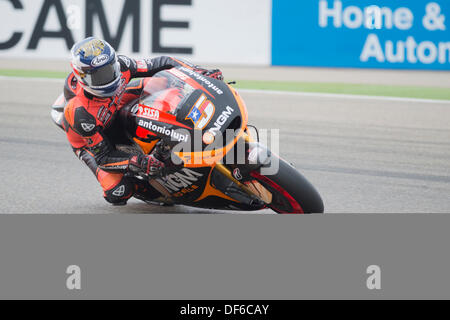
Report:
251,157,324,214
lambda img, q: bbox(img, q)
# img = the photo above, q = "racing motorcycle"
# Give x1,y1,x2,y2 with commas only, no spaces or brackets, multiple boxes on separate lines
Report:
51,66,324,214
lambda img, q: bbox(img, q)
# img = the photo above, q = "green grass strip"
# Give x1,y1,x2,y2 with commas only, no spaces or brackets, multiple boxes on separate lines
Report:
0,69,68,79
234,80,450,101
1,69,448,101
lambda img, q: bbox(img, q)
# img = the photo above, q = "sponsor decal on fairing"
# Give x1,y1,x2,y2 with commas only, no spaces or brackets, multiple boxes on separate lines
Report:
138,106,160,121
207,106,234,136
156,168,204,193
179,67,224,95
138,119,189,142
185,94,215,130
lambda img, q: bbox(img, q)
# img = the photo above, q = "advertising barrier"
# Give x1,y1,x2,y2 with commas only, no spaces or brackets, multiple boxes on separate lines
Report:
272,0,450,70
0,0,271,65
1,0,449,70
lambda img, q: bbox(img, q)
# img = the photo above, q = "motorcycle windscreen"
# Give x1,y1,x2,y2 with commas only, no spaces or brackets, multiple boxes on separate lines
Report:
139,73,195,115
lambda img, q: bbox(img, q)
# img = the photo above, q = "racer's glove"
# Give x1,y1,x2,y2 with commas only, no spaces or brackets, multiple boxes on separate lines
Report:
204,69,224,81
194,67,224,81
128,154,165,177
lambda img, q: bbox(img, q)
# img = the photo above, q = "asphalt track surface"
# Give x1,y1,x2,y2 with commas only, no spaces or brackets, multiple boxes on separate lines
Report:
1,77,449,214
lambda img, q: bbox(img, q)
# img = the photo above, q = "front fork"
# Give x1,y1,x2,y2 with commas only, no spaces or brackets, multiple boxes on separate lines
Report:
213,131,274,207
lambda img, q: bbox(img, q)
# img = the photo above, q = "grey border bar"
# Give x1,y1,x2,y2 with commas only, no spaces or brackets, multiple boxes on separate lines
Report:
0,214,449,299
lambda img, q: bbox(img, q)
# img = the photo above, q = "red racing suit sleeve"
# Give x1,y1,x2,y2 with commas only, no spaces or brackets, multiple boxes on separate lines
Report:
63,99,132,174
117,55,196,79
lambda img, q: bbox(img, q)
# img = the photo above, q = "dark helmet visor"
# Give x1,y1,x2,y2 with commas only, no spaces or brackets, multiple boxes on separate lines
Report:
87,62,121,87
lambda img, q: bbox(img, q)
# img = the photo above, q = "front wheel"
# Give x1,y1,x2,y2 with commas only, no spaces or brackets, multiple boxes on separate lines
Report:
251,157,324,214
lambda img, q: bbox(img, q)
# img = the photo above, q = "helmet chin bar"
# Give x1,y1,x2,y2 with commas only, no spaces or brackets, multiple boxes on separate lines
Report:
83,84,119,98
85,87,115,98
81,78,121,98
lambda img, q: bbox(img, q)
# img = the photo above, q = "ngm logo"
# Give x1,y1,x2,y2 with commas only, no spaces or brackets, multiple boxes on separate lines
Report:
0,0,193,54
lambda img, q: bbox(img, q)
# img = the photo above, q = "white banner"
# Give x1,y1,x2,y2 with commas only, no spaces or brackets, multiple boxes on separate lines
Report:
0,0,271,65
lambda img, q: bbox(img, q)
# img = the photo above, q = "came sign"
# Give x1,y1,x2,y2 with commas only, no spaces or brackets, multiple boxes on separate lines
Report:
0,0,271,65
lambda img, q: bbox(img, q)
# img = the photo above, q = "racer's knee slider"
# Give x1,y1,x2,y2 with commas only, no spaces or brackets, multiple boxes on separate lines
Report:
103,177,134,205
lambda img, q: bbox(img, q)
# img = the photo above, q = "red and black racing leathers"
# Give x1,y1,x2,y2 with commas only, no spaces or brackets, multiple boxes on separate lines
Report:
62,55,192,204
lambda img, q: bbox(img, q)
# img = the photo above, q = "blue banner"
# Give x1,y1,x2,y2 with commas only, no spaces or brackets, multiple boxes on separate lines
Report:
272,0,450,70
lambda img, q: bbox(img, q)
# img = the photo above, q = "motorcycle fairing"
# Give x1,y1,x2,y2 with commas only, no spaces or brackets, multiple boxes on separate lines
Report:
123,68,268,209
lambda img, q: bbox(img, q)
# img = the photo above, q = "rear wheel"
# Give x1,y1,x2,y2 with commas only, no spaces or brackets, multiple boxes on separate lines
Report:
251,158,324,214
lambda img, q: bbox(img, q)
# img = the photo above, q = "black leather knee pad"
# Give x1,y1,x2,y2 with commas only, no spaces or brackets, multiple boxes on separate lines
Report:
104,177,134,205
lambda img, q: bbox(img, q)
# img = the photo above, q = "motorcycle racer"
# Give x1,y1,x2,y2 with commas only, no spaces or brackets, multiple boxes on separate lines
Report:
62,37,224,206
